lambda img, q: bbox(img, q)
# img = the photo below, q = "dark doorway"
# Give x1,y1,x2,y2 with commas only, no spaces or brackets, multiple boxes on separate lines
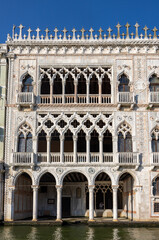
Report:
62,197,71,217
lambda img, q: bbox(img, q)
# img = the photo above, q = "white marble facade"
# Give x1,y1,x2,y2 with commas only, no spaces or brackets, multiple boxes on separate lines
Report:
3,24,159,221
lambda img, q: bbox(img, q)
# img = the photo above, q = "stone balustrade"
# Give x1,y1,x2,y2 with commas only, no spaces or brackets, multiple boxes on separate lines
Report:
16,92,34,105
12,152,34,166
149,92,159,105
151,153,159,165
117,152,139,166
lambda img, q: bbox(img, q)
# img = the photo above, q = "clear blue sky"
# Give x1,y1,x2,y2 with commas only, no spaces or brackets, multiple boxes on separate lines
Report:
0,0,159,43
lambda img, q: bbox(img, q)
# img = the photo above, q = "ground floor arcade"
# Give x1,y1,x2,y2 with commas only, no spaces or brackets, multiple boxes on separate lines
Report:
5,170,137,222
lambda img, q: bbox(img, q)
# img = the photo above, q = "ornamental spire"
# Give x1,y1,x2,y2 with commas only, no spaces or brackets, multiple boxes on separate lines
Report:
153,27,158,39
134,22,140,39
116,23,121,39
125,22,130,39
143,25,149,39
107,27,112,39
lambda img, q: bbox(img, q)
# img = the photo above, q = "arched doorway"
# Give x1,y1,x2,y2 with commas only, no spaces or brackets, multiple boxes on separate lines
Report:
62,172,88,218
38,173,56,219
118,172,135,220
14,173,32,220
94,172,113,218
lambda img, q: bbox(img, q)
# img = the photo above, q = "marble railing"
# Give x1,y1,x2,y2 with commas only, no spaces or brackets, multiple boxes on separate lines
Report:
12,152,34,165
149,92,159,104
117,92,134,104
16,92,34,105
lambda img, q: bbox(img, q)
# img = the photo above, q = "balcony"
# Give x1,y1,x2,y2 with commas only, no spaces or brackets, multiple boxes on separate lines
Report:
151,153,159,168
16,92,35,109
149,92,159,107
117,92,135,109
117,152,139,169
11,152,34,167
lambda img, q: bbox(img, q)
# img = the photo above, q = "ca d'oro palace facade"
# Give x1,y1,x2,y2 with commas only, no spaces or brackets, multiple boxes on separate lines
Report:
1,23,159,222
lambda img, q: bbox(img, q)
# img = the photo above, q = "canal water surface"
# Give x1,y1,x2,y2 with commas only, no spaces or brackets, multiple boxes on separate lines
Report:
0,226,159,240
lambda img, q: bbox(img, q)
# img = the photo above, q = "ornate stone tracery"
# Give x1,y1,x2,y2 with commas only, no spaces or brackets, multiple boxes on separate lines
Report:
117,121,132,139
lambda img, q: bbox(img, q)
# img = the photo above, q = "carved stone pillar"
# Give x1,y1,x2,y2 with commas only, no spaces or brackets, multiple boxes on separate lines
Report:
86,81,90,103
33,136,38,164
56,185,63,221
50,79,53,103
113,136,118,163
46,136,51,163
73,135,77,163
62,81,65,103
32,185,39,221
8,186,15,221
88,185,95,221
112,185,119,221
60,135,64,163
99,81,102,104
86,135,91,163
74,82,77,103
99,136,103,163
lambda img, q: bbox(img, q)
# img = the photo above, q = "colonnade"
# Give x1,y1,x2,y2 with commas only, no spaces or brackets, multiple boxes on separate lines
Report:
8,183,119,222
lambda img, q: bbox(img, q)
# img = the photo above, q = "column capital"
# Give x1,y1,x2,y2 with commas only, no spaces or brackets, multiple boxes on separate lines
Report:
73,135,78,141
112,185,119,190
31,185,39,190
8,185,15,191
88,185,95,190
60,135,64,141
32,136,38,141
46,136,51,141
56,185,63,190
86,135,91,141
98,135,103,141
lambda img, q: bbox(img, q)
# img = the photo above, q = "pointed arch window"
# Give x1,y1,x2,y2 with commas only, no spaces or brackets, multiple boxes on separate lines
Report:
41,75,50,94
117,122,132,152
18,132,32,152
153,177,159,196
149,74,159,92
118,74,130,92
151,127,159,152
38,130,47,152
22,75,33,92
90,74,99,94
65,74,74,94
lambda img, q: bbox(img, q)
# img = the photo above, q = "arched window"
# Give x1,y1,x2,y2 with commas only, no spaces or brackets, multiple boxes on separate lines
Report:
103,130,112,152
38,130,47,152
102,74,111,94
64,130,73,152
153,177,159,196
77,130,86,152
149,74,159,92
117,122,132,152
118,74,130,92
18,132,32,152
65,74,74,94
22,75,33,92
90,130,99,152
151,127,159,152
41,75,50,94
90,74,98,94
53,75,62,94
77,74,86,94
51,130,60,152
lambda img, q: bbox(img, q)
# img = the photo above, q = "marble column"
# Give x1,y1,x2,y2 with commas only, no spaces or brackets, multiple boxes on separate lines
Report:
113,136,118,164
33,136,38,164
99,136,103,163
62,81,65,103
50,80,53,103
99,81,102,104
8,186,15,221
86,135,90,163
32,185,39,221
88,185,95,221
56,185,63,221
74,82,77,103
73,135,77,163
60,135,64,163
86,81,90,103
112,185,118,221
46,136,51,163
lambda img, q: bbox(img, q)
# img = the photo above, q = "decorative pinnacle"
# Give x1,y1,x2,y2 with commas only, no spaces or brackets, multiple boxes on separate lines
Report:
125,22,130,39
12,25,16,39
98,27,103,40
81,28,85,40
153,27,158,39
36,27,41,40
134,22,140,39
45,28,50,40
54,27,58,40
89,28,94,40
116,23,121,39
143,25,149,39
72,28,76,40
18,24,24,40
63,28,68,40
27,28,32,40
107,27,112,39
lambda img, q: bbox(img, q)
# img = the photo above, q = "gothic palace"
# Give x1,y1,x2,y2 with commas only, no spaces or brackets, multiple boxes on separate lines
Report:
1,23,159,222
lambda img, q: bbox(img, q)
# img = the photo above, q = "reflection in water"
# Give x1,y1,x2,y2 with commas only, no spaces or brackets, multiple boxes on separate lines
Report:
86,227,94,240
53,227,62,240
1,227,14,240
26,227,38,240
113,228,120,240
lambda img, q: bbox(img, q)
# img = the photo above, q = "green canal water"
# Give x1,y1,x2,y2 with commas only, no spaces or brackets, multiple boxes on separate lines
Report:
0,226,159,240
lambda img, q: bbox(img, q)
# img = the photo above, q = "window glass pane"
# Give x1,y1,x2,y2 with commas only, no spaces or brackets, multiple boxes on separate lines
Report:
26,133,32,152
18,133,25,152
118,133,124,152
